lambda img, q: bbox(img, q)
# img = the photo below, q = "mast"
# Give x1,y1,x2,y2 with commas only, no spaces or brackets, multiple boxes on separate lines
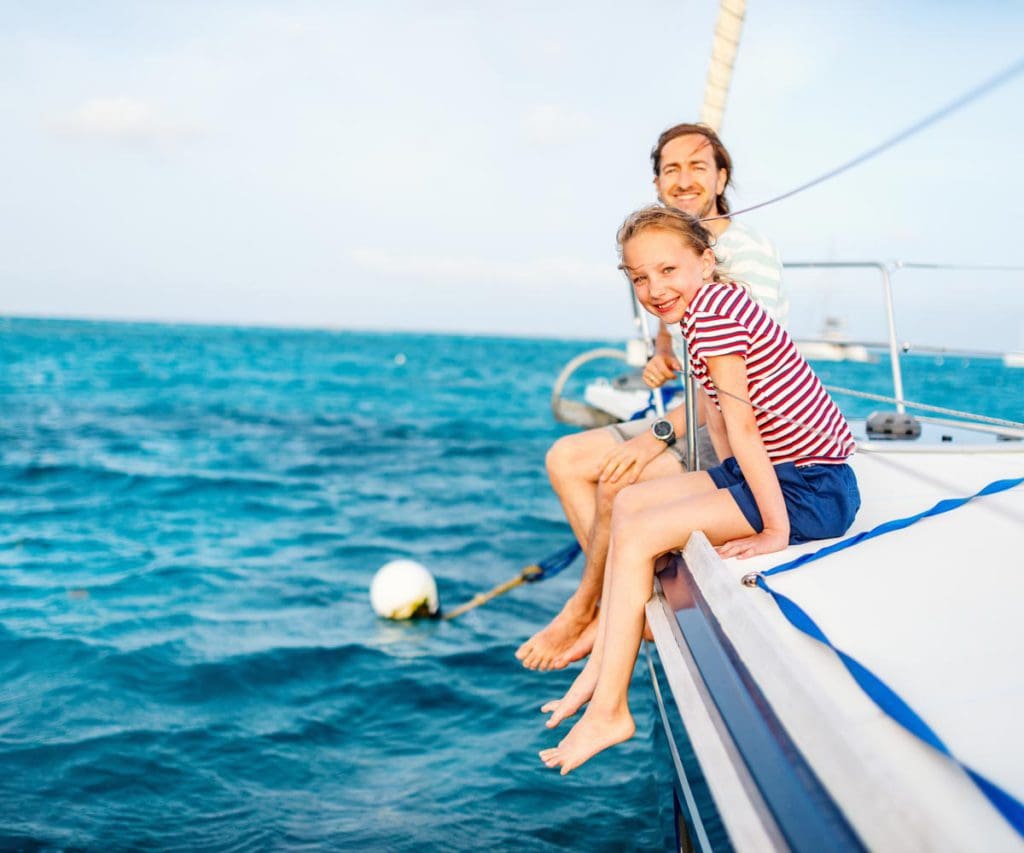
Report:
700,0,747,132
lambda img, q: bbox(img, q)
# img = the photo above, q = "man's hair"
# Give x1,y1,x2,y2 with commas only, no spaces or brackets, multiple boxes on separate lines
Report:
650,123,733,216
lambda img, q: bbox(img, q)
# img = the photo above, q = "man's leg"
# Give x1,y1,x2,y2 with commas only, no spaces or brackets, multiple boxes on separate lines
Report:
543,427,616,546
539,470,721,729
516,421,681,670
514,427,621,669
539,450,681,669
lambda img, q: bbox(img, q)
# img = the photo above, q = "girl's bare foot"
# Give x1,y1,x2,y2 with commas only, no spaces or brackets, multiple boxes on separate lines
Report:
539,705,636,775
539,658,599,728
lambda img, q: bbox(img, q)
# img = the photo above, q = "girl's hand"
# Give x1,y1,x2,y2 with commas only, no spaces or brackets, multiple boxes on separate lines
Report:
715,528,789,560
642,354,681,388
599,434,664,484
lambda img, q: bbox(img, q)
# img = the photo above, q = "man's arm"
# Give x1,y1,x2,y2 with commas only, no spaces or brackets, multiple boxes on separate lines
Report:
654,321,674,359
644,321,681,388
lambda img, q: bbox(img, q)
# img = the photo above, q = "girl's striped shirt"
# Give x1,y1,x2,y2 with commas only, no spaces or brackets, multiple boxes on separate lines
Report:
682,282,856,466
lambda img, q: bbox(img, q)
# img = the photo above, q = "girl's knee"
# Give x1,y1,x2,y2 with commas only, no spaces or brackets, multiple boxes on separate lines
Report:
610,487,646,539
611,483,644,517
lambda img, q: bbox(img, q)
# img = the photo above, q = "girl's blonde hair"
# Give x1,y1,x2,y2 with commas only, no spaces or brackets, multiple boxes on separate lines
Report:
616,205,735,287
616,205,714,260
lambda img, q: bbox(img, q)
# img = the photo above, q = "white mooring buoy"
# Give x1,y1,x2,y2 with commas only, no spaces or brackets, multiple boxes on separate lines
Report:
370,560,439,620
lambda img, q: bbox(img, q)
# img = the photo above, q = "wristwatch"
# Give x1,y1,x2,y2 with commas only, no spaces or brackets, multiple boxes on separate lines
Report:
650,418,676,447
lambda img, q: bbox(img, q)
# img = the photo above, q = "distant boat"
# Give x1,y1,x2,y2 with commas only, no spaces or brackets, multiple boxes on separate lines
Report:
1002,351,1024,368
794,315,875,363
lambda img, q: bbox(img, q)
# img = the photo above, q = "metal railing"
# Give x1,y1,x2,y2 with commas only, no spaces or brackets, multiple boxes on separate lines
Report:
618,259,1024,464
784,261,906,414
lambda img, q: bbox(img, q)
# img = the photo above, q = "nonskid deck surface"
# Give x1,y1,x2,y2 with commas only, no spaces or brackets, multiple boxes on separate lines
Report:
654,433,1024,850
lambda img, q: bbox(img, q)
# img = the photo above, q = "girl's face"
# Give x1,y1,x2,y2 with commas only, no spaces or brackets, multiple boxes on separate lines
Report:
621,229,715,324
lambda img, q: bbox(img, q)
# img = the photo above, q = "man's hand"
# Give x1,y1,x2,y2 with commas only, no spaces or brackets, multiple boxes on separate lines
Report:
598,433,664,484
715,528,789,560
642,354,681,388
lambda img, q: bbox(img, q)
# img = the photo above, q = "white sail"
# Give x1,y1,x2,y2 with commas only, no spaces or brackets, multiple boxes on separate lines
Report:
700,0,747,132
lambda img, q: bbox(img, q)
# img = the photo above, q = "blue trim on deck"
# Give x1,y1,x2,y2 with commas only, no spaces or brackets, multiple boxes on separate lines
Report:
754,476,1024,839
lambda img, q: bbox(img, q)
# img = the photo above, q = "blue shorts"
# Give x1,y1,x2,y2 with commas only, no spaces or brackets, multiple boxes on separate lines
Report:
707,457,861,544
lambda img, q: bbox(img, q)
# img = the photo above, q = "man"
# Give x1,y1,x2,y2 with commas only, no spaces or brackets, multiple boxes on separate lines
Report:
515,122,785,671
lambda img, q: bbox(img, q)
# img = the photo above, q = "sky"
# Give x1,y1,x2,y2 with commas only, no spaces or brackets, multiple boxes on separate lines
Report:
2,1,1023,351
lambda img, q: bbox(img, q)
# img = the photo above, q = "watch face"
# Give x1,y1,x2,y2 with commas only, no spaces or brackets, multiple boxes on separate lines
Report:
652,419,673,440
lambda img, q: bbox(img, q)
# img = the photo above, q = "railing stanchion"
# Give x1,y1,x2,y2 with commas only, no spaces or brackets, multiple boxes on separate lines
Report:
783,260,908,413
881,263,906,414
683,346,700,472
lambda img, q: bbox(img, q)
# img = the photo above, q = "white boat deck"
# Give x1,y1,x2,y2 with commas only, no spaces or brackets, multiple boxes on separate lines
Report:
654,433,1024,850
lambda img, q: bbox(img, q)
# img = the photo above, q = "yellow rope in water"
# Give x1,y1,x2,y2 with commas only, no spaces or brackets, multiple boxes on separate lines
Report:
442,564,543,620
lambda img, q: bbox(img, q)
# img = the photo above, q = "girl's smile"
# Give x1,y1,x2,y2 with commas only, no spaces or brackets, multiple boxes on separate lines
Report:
621,229,716,325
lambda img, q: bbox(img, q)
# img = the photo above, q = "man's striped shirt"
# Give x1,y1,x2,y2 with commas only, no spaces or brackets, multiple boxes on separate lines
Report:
682,282,855,466
668,219,786,361
714,220,788,326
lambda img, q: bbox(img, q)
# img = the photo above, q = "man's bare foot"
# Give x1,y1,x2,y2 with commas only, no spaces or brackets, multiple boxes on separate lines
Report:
539,658,599,728
515,600,595,671
551,616,598,669
538,705,636,775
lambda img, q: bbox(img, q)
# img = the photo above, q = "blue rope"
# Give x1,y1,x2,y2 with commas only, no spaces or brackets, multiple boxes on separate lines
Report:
525,540,582,582
751,475,1024,837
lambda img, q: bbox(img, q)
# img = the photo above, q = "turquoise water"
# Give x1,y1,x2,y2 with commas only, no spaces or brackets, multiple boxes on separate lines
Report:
1,317,1020,849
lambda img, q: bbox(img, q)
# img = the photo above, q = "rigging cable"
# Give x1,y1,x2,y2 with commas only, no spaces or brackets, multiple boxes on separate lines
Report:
700,56,1024,223
823,386,1024,431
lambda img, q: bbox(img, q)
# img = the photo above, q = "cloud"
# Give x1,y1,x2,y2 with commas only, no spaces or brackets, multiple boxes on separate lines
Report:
350,247,617,286
49,97,201,143
521,104,593,146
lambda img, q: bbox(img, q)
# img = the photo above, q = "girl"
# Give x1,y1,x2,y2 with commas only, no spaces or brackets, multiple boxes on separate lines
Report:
539,206,860,774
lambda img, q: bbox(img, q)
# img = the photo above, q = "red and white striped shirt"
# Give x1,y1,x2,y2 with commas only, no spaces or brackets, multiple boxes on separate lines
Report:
682,282,856,466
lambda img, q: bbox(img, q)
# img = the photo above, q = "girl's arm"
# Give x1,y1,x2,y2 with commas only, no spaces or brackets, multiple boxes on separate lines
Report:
706,354,790,558
699,386,732,463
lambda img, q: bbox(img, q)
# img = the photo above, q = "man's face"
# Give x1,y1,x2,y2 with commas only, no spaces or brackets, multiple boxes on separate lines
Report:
654,134,727,219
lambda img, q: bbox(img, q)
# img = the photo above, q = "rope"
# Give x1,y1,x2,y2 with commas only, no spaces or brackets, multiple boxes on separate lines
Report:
742,476,1024,839
701,56,1024,223
442,541,581,620
825,385,1024,431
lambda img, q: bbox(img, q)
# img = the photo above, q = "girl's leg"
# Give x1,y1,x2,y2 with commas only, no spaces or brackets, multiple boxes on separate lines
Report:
541,483,755,774
540,470,718,728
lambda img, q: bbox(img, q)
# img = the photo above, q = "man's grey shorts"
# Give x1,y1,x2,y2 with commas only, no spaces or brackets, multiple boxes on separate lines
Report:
607,417,720,471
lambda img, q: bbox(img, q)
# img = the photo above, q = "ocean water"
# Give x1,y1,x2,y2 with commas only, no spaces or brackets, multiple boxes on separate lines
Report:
1,317,1020,850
